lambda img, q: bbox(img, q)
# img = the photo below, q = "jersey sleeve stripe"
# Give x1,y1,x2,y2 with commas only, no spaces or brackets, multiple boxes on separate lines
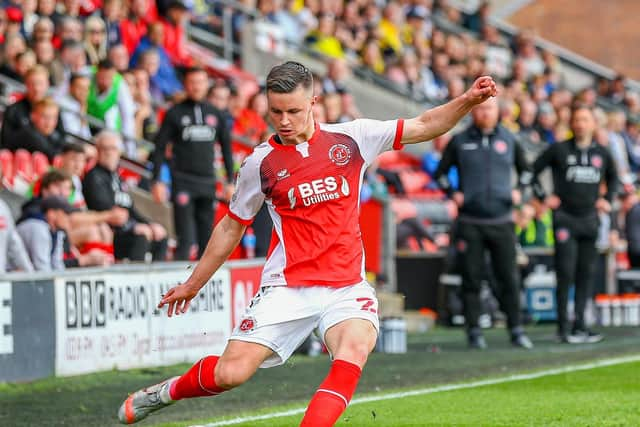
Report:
393,119,405,150
227,210,253,226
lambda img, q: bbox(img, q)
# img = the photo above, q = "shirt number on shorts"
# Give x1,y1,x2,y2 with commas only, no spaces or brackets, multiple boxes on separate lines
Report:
356,297,377,313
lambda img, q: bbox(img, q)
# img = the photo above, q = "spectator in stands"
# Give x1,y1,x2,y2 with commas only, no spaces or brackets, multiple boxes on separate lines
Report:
423,51,449,101
31,17,54,44
16,195,72,271
619,190,640,268
360,38,385,75
87,59,136,155
135,49,165,103
127,68,159,141
0,194,33,273
517,198,553,248
378,2,403,60
227,87,264,148
58,143,89,209
10,97,67,161
100,0,123,47
151,67,234,260
481,25,512,81
50,39,86,89
607,75,627,105
18,0,39,40
334,2,367,58
422,133,458,191
0,33,26,81
121,0,151,54
321,57,350,95
323,91,351,124
107,44,130,74
56,17,84,44
208,80,233,128
517,98,542,146
13,49,37,83
37,0,56,21
130,22,183,99
83,16,108,65
160,1,194,68
404,5,432,47
434,97,533,350
463,1,491,33
607,109,634,185
84,130,168,261
59,0,82,22
514,30,544,78
305,12,345,59
535,101,557,144
24,170,118,266
1,66,65,149
33,39,56,78
57,72,92,140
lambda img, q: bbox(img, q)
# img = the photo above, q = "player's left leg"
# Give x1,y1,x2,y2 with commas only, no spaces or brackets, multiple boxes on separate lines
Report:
299,317,377,426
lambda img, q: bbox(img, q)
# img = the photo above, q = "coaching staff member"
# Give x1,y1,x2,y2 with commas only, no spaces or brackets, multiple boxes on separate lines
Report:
151,67,235,260
532,105,617,344
434,97,533,350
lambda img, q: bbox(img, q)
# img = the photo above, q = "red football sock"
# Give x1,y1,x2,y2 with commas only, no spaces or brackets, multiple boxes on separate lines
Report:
169,356,227,400
300,359,362,427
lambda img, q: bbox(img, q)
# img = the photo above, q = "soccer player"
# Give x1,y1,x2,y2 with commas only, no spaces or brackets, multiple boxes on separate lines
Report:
117,61,497,426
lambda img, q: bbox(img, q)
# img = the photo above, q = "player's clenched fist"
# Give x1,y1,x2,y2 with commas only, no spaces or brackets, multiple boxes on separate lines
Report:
467,76,498,105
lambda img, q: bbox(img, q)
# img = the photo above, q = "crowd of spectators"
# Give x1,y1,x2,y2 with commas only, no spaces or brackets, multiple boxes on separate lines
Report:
1,0,640,273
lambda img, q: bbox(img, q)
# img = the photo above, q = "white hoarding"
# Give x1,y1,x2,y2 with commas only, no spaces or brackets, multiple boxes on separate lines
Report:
54,268,231,376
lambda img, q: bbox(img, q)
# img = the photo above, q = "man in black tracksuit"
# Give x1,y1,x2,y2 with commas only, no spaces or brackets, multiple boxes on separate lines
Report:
532,106,617,343
151,67,234,260
435,97,533,349
85,131,168,261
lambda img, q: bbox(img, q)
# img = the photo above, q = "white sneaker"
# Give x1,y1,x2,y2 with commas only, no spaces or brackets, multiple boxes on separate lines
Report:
118,376,179,424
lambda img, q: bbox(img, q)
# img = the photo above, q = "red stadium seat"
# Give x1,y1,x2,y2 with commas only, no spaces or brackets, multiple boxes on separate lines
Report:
31,151,50,178
0,149,14,186
13,149,34,183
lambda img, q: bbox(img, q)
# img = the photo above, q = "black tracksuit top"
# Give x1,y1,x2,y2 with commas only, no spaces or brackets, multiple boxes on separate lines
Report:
151,99,234,183
434,124,532,220
532,138,618,217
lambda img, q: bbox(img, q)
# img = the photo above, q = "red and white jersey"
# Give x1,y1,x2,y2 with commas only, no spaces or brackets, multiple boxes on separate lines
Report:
229,119,404,288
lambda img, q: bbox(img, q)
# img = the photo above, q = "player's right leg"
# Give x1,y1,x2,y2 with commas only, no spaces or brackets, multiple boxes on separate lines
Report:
117,341,273,424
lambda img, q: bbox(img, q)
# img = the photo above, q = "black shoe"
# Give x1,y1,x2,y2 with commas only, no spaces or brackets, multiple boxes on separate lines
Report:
511,333,534,349
556,333,570,344
568,329,604,344
468,333,487,350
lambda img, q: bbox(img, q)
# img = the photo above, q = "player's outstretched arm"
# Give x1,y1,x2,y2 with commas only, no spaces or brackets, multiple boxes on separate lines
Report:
158,215,247,317
401,76,498,145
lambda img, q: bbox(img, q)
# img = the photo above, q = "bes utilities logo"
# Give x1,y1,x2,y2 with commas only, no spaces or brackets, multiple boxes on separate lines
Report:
289,175,350,208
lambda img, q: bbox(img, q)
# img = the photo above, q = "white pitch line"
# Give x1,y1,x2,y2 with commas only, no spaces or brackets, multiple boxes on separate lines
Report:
193,354,640,427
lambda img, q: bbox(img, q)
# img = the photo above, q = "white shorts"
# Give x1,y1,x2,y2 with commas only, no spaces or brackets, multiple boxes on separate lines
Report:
229,281,379,368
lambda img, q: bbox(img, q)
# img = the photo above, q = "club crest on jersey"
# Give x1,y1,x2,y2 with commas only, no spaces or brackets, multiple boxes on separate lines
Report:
329,143,352,166
205,114,218,127
556,228,570,242
181,115,191,126
239,316,256,332
494,140,508,154
591,155,602,168
567,154,577,165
